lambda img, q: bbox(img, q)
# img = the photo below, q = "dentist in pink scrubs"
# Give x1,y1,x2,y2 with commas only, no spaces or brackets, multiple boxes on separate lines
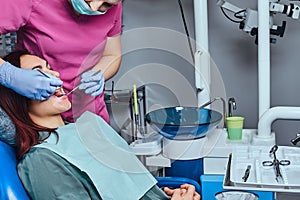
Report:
0,0,122,123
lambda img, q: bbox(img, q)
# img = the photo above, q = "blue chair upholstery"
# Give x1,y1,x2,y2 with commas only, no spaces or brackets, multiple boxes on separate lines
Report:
0,141,30,200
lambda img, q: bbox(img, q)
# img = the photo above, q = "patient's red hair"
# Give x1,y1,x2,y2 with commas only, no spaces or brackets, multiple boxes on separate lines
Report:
0,51,56,160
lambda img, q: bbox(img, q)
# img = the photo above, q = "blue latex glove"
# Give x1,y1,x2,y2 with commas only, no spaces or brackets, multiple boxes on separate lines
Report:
0,62,63,100
78,70,104,96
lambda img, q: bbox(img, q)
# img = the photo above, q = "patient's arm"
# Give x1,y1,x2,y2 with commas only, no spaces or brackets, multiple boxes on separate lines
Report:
17,148,101,200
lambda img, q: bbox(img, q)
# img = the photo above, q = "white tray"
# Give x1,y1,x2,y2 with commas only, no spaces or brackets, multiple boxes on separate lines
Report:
230,146,300,187
223,150,300,193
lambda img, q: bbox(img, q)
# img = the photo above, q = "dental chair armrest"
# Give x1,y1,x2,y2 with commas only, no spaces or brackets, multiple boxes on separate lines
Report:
155,176,201,194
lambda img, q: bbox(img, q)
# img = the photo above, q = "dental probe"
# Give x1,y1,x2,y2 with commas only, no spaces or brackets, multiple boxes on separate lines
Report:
37,69,50,78
37,70,63,92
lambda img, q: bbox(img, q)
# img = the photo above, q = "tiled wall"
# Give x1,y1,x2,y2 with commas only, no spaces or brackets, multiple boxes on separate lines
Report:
0,33,17,57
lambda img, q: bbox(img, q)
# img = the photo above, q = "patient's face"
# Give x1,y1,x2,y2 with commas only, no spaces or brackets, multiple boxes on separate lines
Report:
20,55,71,116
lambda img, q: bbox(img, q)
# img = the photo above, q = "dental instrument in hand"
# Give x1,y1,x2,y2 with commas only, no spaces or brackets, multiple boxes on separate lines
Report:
0,62,62,100
36,69,62,88
35,69,63,98
36,69,50,78
64,70,102,96
37,69,63,91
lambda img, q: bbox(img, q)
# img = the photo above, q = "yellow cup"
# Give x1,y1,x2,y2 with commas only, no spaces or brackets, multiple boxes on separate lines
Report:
226,116,244,140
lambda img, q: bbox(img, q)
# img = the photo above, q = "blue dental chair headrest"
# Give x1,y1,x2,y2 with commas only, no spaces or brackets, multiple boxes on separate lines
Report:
0,141,30,200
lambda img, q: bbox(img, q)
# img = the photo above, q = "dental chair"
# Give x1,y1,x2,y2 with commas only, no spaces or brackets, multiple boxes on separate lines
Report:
0,139,201,200
0,141,30,200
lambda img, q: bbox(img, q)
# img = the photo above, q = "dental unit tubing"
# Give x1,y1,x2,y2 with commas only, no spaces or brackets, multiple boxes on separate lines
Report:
258,106,300,137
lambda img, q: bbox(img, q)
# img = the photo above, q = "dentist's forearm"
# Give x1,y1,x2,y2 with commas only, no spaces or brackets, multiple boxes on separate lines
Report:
96,54,122,80
93,35,122,80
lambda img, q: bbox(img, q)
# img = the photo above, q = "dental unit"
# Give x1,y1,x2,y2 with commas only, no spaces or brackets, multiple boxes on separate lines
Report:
115,1,300,199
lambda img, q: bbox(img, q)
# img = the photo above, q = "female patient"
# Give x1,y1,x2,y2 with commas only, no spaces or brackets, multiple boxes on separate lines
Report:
0,51,200,200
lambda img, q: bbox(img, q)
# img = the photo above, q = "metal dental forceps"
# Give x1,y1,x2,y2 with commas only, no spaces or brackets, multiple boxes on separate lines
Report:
262,145,290,183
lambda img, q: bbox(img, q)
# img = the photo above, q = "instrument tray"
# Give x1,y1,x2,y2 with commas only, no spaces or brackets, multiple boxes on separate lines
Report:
224,146,300,193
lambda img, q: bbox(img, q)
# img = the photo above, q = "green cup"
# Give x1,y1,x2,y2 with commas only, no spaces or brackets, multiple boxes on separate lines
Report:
226,116,244,140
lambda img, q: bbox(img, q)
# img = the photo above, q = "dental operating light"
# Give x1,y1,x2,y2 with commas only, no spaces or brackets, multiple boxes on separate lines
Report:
217,0,300,44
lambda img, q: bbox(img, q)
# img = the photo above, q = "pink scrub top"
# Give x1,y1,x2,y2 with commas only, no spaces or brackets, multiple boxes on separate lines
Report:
0,0,122,123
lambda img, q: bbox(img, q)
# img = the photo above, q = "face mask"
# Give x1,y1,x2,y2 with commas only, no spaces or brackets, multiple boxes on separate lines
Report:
70,0,107,15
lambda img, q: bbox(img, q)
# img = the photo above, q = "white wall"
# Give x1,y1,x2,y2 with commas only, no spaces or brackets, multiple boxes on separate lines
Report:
208,0,300,146
108,0,300,146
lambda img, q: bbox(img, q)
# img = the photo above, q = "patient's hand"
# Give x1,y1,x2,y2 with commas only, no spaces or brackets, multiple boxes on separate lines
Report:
164,184,201,200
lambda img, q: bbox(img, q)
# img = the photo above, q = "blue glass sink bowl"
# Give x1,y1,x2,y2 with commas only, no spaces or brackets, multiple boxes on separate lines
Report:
145,107,223,140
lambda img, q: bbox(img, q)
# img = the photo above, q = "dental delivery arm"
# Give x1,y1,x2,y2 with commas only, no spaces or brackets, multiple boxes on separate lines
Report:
0,58,62,101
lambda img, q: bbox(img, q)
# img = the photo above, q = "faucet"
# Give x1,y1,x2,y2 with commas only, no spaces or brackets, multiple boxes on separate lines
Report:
198,97,227,128
228,97,236,117
291,133,300,145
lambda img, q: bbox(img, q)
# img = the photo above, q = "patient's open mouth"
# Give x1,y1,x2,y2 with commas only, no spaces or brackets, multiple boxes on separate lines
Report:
54,87,66,97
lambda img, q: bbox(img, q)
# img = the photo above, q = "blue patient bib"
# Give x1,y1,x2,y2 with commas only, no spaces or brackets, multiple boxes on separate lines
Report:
36,112,157,200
